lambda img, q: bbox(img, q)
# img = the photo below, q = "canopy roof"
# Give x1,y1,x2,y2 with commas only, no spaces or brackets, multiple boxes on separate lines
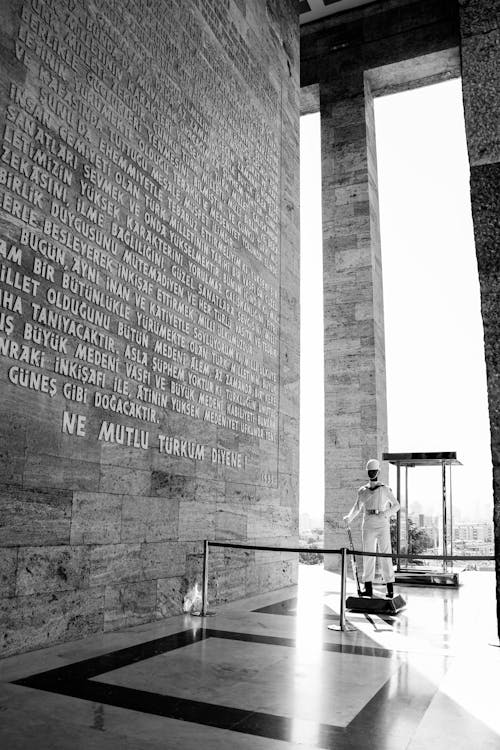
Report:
382,451,462,467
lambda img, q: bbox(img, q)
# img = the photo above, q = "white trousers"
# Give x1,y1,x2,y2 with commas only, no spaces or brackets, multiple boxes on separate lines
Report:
362,518,395,583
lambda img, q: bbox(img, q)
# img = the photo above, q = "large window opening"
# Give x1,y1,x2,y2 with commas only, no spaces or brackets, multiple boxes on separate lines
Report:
299,113,324,556
374,79,493,562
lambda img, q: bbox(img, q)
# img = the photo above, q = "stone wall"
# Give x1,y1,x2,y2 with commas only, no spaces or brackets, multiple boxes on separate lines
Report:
0,0,299,657
458,0,500,639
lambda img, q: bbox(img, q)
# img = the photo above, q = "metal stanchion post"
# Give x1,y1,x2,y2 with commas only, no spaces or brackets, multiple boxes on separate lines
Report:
192,541,215,617
339,546,347,630
328,547,355,632
202,539,209,616
396,464,401,572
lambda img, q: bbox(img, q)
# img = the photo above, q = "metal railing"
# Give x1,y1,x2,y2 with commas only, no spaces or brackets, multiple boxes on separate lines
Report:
200,540,495,630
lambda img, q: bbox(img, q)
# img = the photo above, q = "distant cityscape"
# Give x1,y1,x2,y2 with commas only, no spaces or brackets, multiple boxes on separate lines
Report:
299,511,495,570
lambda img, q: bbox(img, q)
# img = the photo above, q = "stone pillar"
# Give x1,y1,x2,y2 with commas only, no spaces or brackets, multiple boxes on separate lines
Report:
459,1,500,639
320,75,388,566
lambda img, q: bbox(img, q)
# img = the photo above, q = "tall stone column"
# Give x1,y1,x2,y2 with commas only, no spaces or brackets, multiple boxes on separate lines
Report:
320,76,388,566
459,1,500,638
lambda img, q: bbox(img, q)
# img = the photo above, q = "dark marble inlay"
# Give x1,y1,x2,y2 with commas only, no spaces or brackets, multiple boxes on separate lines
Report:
254,596,340,620
13,627,448,749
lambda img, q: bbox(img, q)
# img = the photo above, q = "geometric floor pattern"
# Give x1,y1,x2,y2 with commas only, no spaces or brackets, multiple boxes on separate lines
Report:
13,627,434,748
2,566,499,749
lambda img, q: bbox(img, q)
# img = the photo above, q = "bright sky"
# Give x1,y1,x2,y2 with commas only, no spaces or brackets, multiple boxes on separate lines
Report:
299,79,493,524
299,112,324,524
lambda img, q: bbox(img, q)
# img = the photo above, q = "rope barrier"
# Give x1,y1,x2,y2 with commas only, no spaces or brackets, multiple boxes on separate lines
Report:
201,540,495,629
207,541,342,554
207,541,495,562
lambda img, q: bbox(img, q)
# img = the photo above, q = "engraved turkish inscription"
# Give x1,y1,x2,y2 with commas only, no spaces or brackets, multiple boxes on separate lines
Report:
0,0,281,477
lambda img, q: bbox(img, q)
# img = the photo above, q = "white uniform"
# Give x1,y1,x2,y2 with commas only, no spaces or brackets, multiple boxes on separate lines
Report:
345,483,400,584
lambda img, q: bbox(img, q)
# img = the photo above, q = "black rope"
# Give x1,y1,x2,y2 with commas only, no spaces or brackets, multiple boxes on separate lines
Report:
207,541,494,562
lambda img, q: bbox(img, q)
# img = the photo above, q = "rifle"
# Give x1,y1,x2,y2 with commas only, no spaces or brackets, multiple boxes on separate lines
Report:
346,525,363,597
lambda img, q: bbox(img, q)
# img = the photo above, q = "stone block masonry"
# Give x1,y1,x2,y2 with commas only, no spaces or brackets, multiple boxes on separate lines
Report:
0,0,299,657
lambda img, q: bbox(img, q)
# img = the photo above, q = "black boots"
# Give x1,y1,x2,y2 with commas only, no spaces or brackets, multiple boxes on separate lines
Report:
362,581,373,597
361,582,394,598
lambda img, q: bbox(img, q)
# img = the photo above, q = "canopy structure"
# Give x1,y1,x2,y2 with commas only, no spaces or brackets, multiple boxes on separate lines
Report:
383,452,463,586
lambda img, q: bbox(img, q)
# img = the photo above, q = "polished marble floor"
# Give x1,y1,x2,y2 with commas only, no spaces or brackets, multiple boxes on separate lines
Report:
1,566,499,749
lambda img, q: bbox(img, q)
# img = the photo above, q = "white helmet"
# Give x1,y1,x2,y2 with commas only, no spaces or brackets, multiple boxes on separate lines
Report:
366,459,380,472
